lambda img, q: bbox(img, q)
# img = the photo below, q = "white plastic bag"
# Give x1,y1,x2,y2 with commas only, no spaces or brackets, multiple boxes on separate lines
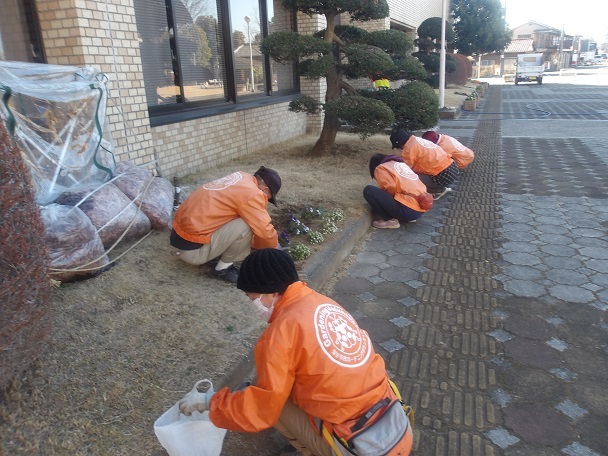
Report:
154,380,227,456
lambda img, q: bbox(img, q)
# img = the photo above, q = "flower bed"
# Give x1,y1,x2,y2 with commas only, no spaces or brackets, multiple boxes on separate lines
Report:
272,206,346,262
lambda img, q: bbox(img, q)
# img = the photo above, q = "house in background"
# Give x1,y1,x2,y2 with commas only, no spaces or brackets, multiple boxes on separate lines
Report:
0,0,442,181
478,38,536,77
481,20,577,77
510,21,574,70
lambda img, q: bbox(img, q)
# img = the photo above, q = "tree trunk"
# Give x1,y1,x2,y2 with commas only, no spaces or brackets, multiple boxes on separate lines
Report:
308,17,342,157
309,114,340,156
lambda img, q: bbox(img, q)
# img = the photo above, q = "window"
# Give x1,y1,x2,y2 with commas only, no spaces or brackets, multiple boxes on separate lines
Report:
133,0,299,126
0,0,45,63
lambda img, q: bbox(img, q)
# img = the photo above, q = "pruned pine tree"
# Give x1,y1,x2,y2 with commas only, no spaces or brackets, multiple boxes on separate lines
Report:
261,0,431,156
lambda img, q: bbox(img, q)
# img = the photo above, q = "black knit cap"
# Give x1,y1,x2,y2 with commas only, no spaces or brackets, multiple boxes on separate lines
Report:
389,128,411,149
237,248,299,294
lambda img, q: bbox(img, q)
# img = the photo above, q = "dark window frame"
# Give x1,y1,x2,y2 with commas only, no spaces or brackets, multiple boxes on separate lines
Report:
141,0,299,127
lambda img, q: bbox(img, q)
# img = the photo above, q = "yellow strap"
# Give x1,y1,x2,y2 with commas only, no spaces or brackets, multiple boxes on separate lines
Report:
321,424,342,454
388,379,415,427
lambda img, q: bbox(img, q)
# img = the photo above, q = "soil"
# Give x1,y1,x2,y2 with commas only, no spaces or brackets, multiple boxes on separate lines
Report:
0,87,471,455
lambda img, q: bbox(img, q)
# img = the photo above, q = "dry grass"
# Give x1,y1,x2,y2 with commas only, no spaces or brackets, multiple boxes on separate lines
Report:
0,86,472,455
0,132,391,456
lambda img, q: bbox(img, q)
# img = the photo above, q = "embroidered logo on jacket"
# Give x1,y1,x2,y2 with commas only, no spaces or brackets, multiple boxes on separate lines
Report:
202,172,242,190
415,136,439,149
314,304,371,368
393,162,418,180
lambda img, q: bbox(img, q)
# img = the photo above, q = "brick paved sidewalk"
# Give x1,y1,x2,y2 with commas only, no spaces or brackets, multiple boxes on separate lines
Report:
328,85,608,456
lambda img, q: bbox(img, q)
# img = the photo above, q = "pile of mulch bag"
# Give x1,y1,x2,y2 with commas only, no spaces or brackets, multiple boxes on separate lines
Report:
41,161,174,283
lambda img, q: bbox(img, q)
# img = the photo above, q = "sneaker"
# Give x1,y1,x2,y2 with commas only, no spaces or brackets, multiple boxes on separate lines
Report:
211,264,240,283
432,187,452,201
372,218,400,229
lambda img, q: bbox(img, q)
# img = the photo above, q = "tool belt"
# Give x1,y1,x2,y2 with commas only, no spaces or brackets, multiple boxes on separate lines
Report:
316,379,414,456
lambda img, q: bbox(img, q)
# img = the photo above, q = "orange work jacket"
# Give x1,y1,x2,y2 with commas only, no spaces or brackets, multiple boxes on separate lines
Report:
374,161,430,212
436,134,475,169
209,281,389,432
172,172,277,250
400,135,453,177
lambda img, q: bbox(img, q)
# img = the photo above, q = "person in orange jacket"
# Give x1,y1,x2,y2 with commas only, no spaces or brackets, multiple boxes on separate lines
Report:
422,130,475,169
170,167,280,283
390,128,459,200
178,248,413,456
364,153,434,229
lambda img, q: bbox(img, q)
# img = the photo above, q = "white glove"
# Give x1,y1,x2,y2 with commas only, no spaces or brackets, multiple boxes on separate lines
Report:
178,379,214,416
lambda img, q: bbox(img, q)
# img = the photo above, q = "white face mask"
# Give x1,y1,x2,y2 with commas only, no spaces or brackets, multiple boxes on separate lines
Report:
251,295,276,322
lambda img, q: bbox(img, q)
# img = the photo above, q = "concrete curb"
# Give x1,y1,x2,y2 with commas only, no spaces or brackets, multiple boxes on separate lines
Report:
219,212,372,390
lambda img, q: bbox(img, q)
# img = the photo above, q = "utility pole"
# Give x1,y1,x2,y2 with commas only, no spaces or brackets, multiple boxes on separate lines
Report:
244,16,255,92
439,0,447,108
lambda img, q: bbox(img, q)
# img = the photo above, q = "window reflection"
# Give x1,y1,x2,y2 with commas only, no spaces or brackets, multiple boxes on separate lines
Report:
230,0,266,98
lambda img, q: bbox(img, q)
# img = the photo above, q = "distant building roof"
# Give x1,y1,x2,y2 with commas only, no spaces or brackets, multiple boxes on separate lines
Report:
512,20,560,33
504,38,535,53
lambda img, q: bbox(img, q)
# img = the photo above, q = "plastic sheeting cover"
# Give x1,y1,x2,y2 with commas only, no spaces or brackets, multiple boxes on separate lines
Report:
0,61,116,205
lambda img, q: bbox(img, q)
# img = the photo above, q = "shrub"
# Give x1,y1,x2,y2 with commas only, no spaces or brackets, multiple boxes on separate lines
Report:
447,53,472,85
362,82,439,131
0,120,51,388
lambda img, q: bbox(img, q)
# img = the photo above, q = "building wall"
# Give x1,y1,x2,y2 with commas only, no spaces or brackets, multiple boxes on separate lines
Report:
388,0,442,31
34,0,306,179
29,0,441,178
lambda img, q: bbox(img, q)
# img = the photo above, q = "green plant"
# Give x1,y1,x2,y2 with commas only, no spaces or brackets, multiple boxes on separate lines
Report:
308,231,325,245
300,207,324,221
362,81,439,131
320,219,338,234
327,208,345,223
288,242,311,261
261,1,434,156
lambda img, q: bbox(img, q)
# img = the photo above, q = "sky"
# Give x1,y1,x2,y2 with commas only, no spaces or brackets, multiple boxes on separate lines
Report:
503,0,608,42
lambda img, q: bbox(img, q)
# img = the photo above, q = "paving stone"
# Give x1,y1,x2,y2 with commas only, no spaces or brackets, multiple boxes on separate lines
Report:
546,270,588,286
550,367,577,381
398,296,418,307
357,292,375,302
379,338,405,353
348,263,381,279
543,256,584,270
539,244,578,257
504,315,553,340
389,316,413,328
571,228,604,238
503,404,574,445
333,276,374,295
484,427,520,449
504,338,561,369
489,329,513,342
502,252,540,266
499,241,538,253
561,442,602,456
549,285,595,303
503,279,546,297
546,338,568,351
555,399,587,420
545,316,565,325
490,388,512,407
355,251,387,264
589,301,608,311
380,267,419,282
502,264,543,280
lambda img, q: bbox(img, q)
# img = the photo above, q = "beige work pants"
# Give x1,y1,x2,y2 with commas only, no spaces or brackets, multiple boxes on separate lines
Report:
274,398,333,456
177,218,252,266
